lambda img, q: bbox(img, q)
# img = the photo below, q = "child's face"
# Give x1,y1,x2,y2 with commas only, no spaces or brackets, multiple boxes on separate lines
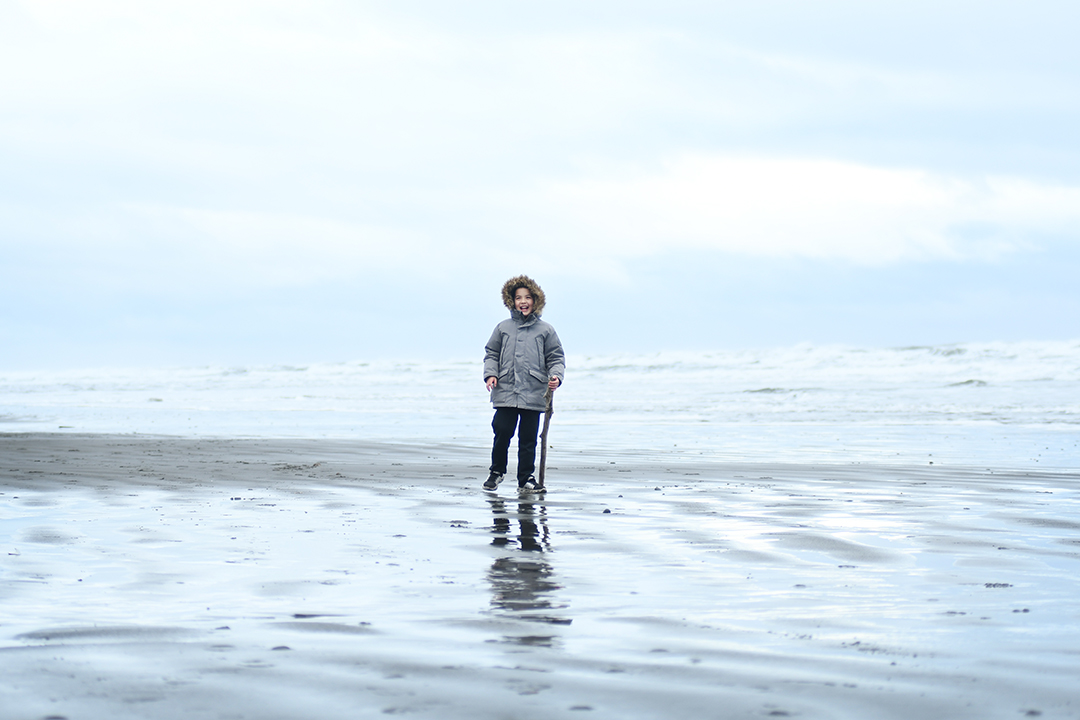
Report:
514,288,534,316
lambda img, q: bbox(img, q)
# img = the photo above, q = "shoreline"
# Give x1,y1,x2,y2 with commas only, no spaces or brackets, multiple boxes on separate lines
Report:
4,430,1077,475
3,433,1079,719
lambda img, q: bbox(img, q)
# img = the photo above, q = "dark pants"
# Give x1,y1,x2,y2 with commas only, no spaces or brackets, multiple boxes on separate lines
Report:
490,407,541,484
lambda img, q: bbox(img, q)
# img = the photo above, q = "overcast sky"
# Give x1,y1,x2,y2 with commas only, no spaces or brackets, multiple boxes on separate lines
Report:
3,0,1079,369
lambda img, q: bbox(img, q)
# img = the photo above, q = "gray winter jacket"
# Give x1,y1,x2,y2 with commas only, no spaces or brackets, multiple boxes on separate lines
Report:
484,310,565,412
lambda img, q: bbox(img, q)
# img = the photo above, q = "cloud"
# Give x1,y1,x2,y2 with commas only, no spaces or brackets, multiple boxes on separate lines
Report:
3,1,1080,368
10,154,1080,299
532,155,1080,265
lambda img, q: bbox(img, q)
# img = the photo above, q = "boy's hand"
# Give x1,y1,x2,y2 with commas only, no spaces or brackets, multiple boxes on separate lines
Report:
548,377,560,391
486,377,498,391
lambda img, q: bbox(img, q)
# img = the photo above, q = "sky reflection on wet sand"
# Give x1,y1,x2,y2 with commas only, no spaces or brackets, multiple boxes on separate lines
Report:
2,435,1078,718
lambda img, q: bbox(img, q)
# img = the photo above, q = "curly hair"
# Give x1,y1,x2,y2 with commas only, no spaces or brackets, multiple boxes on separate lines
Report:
500,275,546,316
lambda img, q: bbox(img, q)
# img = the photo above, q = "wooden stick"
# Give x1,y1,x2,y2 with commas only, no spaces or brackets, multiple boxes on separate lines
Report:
538,387,554,487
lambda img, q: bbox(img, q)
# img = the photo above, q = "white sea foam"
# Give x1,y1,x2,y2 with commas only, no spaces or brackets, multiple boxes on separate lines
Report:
2,340,1078,468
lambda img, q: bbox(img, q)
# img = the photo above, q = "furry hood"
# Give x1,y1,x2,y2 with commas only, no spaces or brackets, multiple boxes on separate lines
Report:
501,275,546,317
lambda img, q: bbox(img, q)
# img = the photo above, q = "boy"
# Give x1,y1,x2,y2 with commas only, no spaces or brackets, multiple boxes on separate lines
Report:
483,275,565,492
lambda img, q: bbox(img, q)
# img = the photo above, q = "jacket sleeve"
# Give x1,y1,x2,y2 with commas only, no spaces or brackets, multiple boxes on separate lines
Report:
544,328,566,385
483,325,503,380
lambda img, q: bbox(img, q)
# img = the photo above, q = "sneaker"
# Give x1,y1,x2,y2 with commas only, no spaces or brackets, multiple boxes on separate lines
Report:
483,472,504,491
518,476,544,493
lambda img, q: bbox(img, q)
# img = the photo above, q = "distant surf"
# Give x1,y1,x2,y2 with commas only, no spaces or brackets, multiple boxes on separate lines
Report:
1,340,1077,469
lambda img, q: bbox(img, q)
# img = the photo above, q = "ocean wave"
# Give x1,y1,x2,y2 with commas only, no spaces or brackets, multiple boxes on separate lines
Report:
1,339,1077,468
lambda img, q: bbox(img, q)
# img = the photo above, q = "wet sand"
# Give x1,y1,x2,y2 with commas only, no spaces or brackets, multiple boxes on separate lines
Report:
2,433,1079,719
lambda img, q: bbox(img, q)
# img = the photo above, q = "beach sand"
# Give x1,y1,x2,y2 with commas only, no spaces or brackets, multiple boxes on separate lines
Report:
2,433,1079,719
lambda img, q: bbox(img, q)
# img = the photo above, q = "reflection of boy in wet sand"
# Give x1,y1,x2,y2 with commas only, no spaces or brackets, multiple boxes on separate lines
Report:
483,275,565,492
486,498,569,637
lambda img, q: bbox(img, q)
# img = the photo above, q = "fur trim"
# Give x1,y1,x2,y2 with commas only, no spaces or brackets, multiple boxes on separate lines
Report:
501,275,546,316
